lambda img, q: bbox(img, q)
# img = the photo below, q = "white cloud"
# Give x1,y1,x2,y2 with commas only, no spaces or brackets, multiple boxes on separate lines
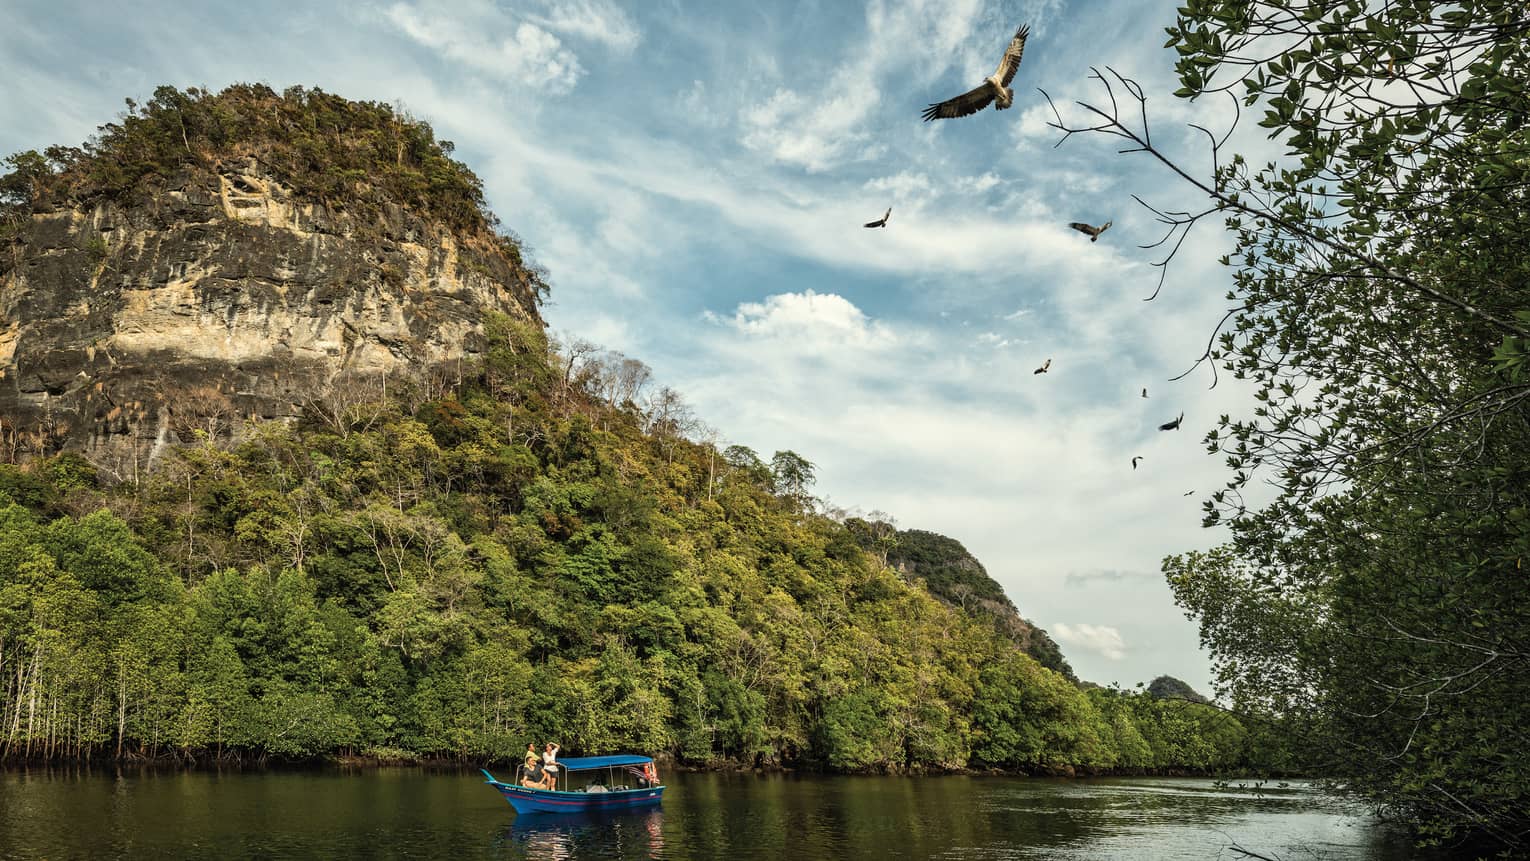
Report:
953,172,1002,194
1012,102,1057,147
711,290,898,351
1052,623,1128,660
740,87,883,173
530,0,641,52
383,2,584,92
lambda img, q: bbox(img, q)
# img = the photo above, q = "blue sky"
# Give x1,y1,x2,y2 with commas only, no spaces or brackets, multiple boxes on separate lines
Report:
1,0,1281,694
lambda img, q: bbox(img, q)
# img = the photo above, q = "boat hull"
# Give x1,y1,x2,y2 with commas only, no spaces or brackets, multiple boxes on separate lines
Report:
488,781,665,814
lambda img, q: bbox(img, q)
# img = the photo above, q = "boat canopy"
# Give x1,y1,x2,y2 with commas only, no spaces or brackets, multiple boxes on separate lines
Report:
557,755,653,771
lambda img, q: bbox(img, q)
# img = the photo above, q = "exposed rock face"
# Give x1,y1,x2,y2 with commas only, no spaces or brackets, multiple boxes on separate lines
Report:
0,160,541,479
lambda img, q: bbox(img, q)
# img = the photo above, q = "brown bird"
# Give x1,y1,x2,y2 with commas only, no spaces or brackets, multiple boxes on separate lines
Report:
864,207,892,228
1158,412,1184,431
1069,221,1113,242
1132,456,1143,470
1033,358,1051,375
922,25,1030,121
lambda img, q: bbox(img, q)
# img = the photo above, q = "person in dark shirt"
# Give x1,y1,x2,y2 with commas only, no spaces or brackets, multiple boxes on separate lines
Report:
521,748,547,788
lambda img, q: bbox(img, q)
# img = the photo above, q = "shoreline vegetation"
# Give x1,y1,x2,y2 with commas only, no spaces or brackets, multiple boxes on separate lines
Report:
1,753,1294,781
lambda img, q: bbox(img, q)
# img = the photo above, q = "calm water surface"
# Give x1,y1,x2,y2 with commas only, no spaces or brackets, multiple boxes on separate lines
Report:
0,768,1424,859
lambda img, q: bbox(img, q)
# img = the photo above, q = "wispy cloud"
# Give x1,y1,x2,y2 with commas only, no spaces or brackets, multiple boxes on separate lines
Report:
530,0,641,52
383,1,585,93
738,0,989,171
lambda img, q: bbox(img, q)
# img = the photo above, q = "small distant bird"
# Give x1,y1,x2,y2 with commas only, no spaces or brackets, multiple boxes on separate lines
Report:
1158,412,1184,431
1141,387,1148,398
922,25,1031,121
1069,221,1113,242
1183,490,1195,496
1132,456,1142,470
864,207,892,228
1033,358,1051,375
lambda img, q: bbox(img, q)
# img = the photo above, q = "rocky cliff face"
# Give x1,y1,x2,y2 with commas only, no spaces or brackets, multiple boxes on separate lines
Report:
0,159,541,479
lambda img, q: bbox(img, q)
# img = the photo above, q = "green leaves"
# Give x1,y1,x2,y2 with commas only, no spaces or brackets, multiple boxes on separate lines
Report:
1488,312,1530,382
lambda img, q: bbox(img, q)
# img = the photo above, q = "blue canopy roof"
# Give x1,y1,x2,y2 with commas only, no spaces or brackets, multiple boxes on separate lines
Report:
557,755,653,771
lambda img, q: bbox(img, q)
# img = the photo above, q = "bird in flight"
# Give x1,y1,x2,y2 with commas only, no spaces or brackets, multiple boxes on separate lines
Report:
1141,387,1148,398
1183,490,1195,496
1069,221,1113,242
1033,358,1051,375
1159,412,1184,431
1132,456,1143,470
922,25,1030,121
864,207,891,228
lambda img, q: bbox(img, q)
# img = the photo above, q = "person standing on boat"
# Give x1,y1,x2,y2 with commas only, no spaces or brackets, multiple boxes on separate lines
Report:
542,743,561,789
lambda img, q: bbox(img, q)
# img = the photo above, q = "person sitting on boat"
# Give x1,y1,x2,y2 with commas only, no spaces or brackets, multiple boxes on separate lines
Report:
521,750,552,789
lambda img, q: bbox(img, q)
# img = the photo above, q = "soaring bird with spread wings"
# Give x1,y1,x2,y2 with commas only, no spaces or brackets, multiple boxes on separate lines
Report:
922,25,1030,121
864,207,891,228
1069,221,1112,242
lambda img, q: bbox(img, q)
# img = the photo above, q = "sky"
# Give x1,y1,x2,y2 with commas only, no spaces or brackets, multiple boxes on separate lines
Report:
0,0,1289,695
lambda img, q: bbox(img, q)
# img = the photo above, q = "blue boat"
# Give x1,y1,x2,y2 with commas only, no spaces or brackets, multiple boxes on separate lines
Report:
481,754,665,814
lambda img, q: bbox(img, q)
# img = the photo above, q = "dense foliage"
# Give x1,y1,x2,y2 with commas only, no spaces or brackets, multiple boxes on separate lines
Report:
0,311,1249,773
0,83,545,296
856,526,1075,679
1138,0,1529,852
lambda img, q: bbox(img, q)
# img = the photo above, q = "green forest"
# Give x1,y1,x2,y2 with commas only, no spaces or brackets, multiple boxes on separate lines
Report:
0,310,1252,773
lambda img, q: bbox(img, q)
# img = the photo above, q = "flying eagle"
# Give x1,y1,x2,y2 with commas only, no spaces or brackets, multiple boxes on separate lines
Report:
864,207,892,228
1033,358,1051,375
1070,221,1113,242
1158,412,1184,432
921,25,1030,121
1132,456,1143,470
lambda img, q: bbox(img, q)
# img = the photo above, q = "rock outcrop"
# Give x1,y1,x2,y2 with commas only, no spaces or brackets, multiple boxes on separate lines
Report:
0,159,541,480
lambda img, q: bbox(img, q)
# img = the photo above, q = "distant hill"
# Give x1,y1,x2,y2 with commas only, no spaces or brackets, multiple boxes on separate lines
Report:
1147,675,1210,704
848,524,1076,680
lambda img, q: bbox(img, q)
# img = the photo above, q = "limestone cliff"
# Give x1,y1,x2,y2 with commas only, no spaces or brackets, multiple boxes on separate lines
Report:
0,86,543,480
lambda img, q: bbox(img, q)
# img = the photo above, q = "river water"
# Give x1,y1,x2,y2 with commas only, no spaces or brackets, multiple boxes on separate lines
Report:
0,767,1426,859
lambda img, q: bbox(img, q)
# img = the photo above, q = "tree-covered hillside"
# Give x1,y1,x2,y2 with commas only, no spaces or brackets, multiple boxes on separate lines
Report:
849,524,1074,679
0,314,1251,772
